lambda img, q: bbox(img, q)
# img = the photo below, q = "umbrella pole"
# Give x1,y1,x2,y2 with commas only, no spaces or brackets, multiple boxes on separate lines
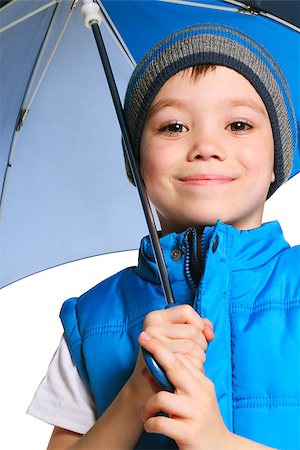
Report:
90,22,176,391
81,0,177,393
88,22,175,306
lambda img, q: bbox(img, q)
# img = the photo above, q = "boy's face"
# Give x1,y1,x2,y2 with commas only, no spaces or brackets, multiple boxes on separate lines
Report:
140,66,275,234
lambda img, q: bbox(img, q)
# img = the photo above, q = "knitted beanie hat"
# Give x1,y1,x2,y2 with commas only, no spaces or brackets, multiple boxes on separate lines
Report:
123,23,298,197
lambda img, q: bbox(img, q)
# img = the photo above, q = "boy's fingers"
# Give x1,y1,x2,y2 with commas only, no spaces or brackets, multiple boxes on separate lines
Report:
145,304,205,329
203,318,214,331
203,325,215,342
139,331,205,395
178,352,206,371
175,352,204,378
144,326,209,359
202,318,215,341
143,414,186,443
142,390,190,422
147,323,205,341
144,306,214,345
152,335,207,357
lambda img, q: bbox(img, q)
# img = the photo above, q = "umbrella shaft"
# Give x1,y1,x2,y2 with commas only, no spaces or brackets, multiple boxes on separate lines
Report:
91,23,175,305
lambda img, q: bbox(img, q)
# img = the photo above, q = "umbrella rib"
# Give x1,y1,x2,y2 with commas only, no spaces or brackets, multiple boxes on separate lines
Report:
21,2,61,115
22,3,76,117
158,0,238,12
96,0,136,68
224,0,300,32
159,0,300,31
262,14,300,33
0,0,60,33
0,1,76,211
0,0,17,13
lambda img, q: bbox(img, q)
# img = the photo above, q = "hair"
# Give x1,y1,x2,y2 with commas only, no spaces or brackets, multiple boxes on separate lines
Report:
182,63,217,80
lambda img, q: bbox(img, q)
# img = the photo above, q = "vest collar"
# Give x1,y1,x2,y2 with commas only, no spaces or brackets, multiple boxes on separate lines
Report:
136,221,290,287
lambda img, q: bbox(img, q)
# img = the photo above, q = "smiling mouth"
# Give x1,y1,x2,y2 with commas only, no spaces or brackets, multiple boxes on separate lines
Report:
178,174,236,186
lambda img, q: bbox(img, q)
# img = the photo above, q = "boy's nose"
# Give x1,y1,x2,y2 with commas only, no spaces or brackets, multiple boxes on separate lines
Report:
187,133,226,162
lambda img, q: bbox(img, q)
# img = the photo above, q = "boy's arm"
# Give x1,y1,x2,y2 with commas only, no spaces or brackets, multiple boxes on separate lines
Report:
47,386,142,449
47,428,82,449
47,305,213,450
140,332,276,450
47,354,148,450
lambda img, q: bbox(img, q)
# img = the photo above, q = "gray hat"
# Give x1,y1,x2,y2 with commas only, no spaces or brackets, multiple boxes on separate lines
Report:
123,23,298,197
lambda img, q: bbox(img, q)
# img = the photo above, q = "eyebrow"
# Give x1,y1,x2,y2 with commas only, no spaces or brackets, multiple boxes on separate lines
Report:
147,96,268,119
147,98,189,119
224,97,268,116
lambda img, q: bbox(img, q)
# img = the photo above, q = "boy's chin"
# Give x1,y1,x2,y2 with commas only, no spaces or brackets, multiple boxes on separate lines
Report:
160,213,263,234
160,218,219,235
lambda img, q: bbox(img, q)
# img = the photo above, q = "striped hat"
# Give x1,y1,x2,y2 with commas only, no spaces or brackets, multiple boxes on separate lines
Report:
124,23,298,197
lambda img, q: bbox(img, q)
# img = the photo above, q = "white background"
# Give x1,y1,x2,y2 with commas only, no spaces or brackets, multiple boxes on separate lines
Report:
1,175,299,449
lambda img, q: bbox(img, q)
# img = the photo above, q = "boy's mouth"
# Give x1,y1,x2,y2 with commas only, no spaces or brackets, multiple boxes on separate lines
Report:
178,174,236,186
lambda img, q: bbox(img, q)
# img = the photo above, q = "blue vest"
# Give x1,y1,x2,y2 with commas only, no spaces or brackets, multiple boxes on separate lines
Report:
61,221,300,449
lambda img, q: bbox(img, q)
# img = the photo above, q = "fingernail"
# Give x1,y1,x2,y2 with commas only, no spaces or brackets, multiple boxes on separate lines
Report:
140,331,152,341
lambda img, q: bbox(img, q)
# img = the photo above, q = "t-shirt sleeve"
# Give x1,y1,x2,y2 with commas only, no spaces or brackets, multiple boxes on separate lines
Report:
27,335,97,435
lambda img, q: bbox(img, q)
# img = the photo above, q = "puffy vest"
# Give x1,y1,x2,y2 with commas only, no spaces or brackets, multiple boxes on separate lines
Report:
61,221,300,449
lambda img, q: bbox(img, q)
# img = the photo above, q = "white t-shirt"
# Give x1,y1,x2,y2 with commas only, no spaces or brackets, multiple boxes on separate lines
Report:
27,335,97,434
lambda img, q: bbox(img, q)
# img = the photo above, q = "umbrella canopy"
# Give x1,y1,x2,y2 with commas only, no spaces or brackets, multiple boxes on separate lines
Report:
1,0,299,288
0,0,147,288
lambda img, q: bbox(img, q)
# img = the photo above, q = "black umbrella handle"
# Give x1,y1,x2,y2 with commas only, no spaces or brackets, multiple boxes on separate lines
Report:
142,348,174,392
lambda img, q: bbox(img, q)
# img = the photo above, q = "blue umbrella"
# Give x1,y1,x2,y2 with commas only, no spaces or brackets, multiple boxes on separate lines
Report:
0,0,299,288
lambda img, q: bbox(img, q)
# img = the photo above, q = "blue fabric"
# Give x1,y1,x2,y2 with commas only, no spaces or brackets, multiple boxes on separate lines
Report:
60,221,300,449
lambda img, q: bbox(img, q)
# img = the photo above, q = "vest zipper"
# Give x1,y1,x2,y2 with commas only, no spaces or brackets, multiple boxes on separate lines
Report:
183,228,199,290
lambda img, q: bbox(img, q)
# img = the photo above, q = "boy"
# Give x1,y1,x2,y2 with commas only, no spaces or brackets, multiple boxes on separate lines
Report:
28,24,300,449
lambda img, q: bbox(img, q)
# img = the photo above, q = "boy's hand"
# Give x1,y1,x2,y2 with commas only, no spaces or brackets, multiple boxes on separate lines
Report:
139,332,231,450
143,304,214,373
126,305,214,420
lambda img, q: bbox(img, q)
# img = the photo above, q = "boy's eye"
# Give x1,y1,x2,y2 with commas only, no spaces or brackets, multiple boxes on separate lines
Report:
228,121,252,133
160,122,188,135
